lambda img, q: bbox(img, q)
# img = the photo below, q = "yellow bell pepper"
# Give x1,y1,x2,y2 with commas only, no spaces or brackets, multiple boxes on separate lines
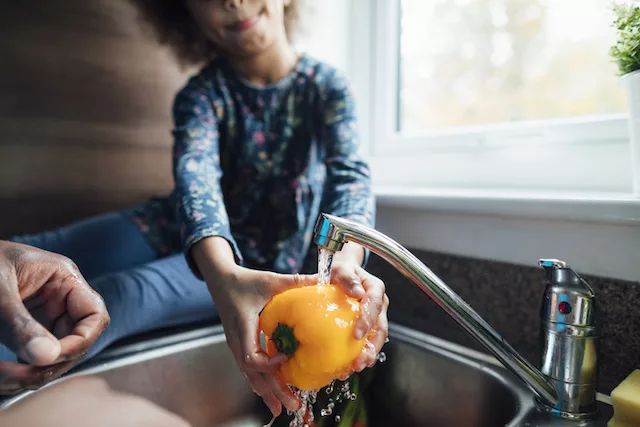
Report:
259,283,366,391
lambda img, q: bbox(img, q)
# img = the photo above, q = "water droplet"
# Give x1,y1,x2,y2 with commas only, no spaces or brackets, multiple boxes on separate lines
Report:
326,380,335,394
321,408,332,417
349,394,357,400
335,415,341,422
328,402,335,409
385,337,390,343
377,352,387,362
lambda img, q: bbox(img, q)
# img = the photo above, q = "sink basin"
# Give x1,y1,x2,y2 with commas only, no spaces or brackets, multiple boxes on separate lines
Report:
0,323,612,427
367,327,521,426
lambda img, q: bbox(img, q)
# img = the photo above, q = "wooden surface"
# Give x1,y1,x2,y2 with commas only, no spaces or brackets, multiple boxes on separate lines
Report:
0,0,191,237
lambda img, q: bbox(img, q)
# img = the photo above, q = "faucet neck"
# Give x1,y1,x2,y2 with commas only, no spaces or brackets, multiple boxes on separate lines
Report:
313,214,599,420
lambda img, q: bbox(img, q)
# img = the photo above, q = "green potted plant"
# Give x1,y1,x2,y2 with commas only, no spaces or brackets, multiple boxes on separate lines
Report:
611,1,640,196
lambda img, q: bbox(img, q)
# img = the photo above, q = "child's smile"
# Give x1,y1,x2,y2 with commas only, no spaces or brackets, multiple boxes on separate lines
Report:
225,9,265,32
187,0,289,57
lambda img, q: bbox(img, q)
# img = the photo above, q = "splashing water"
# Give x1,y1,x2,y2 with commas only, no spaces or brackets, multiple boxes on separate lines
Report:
318,379,358,414
317,247,334,285
273,379,358,426
325,380,335,395
284,389,318,427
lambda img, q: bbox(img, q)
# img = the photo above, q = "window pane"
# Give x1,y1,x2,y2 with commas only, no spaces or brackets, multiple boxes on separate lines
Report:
399,0,628,133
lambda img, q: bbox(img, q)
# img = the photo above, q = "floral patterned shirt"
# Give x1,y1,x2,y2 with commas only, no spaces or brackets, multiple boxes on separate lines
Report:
128,54,375,276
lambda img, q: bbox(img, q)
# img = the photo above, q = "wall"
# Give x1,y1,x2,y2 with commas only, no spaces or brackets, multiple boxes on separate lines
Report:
375,204,640,283
0,0,354,239
0,0,189,237
294,0,352,72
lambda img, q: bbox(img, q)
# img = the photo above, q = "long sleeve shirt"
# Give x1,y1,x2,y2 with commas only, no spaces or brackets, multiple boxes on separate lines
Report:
127,54,375,276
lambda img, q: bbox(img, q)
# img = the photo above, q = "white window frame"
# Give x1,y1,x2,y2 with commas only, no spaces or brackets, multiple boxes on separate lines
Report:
349,0,636,196
342,0,640,281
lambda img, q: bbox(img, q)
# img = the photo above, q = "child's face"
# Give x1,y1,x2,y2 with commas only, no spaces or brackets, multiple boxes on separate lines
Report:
186,0,292,57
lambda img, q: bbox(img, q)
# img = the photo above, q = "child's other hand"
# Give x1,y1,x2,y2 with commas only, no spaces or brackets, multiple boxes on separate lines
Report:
329,262,389,377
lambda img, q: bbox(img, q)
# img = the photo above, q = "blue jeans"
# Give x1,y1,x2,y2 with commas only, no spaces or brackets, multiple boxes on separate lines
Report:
0,210,218,363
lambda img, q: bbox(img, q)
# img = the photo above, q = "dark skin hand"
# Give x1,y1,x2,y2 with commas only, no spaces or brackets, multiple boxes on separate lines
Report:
0,241,110,394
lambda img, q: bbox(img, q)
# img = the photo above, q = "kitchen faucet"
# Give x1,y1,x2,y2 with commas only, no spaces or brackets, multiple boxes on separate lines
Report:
313,213,599,420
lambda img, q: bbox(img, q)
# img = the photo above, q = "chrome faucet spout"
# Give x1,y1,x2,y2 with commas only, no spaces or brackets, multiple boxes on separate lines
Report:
313,213,599,420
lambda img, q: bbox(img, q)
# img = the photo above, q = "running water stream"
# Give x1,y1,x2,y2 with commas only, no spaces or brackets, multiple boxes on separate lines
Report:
317,247,334,285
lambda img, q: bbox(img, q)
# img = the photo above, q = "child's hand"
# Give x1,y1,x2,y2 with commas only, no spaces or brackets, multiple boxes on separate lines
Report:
329,262,389,377
205,266,317,416
193,237,388,416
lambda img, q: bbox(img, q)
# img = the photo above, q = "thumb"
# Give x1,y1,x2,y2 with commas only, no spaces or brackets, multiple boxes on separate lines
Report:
0,297,61,366
266,272,318,294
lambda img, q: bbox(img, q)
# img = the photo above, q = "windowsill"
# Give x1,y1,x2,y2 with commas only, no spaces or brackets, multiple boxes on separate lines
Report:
372,186,640,282
374,186,640,225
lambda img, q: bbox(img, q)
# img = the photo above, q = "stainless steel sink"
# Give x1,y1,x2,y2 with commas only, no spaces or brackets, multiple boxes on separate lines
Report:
0,323,613,427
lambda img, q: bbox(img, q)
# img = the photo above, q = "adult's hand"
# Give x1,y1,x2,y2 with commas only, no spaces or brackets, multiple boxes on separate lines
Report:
0,240,110,394
0,376,191,427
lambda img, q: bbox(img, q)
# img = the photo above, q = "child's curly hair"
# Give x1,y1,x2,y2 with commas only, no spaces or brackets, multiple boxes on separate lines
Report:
130,0,300,67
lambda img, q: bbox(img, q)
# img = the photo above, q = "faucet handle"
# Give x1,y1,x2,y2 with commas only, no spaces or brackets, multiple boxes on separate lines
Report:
539,259,567,270
538,259,599,417
538,259,594,293
538,259,596,327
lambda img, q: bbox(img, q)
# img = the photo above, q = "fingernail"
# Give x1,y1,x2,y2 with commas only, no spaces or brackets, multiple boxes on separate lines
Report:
286,398,302,412
270,402,282,416
23,337,60,366
355,360,367,372
57,350,87,363
354,324,368,340
270,353,288,365
338,371,353,381
353,283,365,295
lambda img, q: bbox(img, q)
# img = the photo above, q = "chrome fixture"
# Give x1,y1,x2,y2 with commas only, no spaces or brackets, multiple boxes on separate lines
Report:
313,213,599,420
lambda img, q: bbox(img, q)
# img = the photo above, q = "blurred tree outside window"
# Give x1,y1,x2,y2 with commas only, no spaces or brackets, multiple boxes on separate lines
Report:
399,0,627,134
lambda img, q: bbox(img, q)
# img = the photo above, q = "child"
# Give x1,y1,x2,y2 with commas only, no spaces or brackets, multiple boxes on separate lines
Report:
2,0,389,418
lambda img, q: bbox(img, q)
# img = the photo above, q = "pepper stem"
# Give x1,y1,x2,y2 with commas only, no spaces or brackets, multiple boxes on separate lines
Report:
270,323,299,357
